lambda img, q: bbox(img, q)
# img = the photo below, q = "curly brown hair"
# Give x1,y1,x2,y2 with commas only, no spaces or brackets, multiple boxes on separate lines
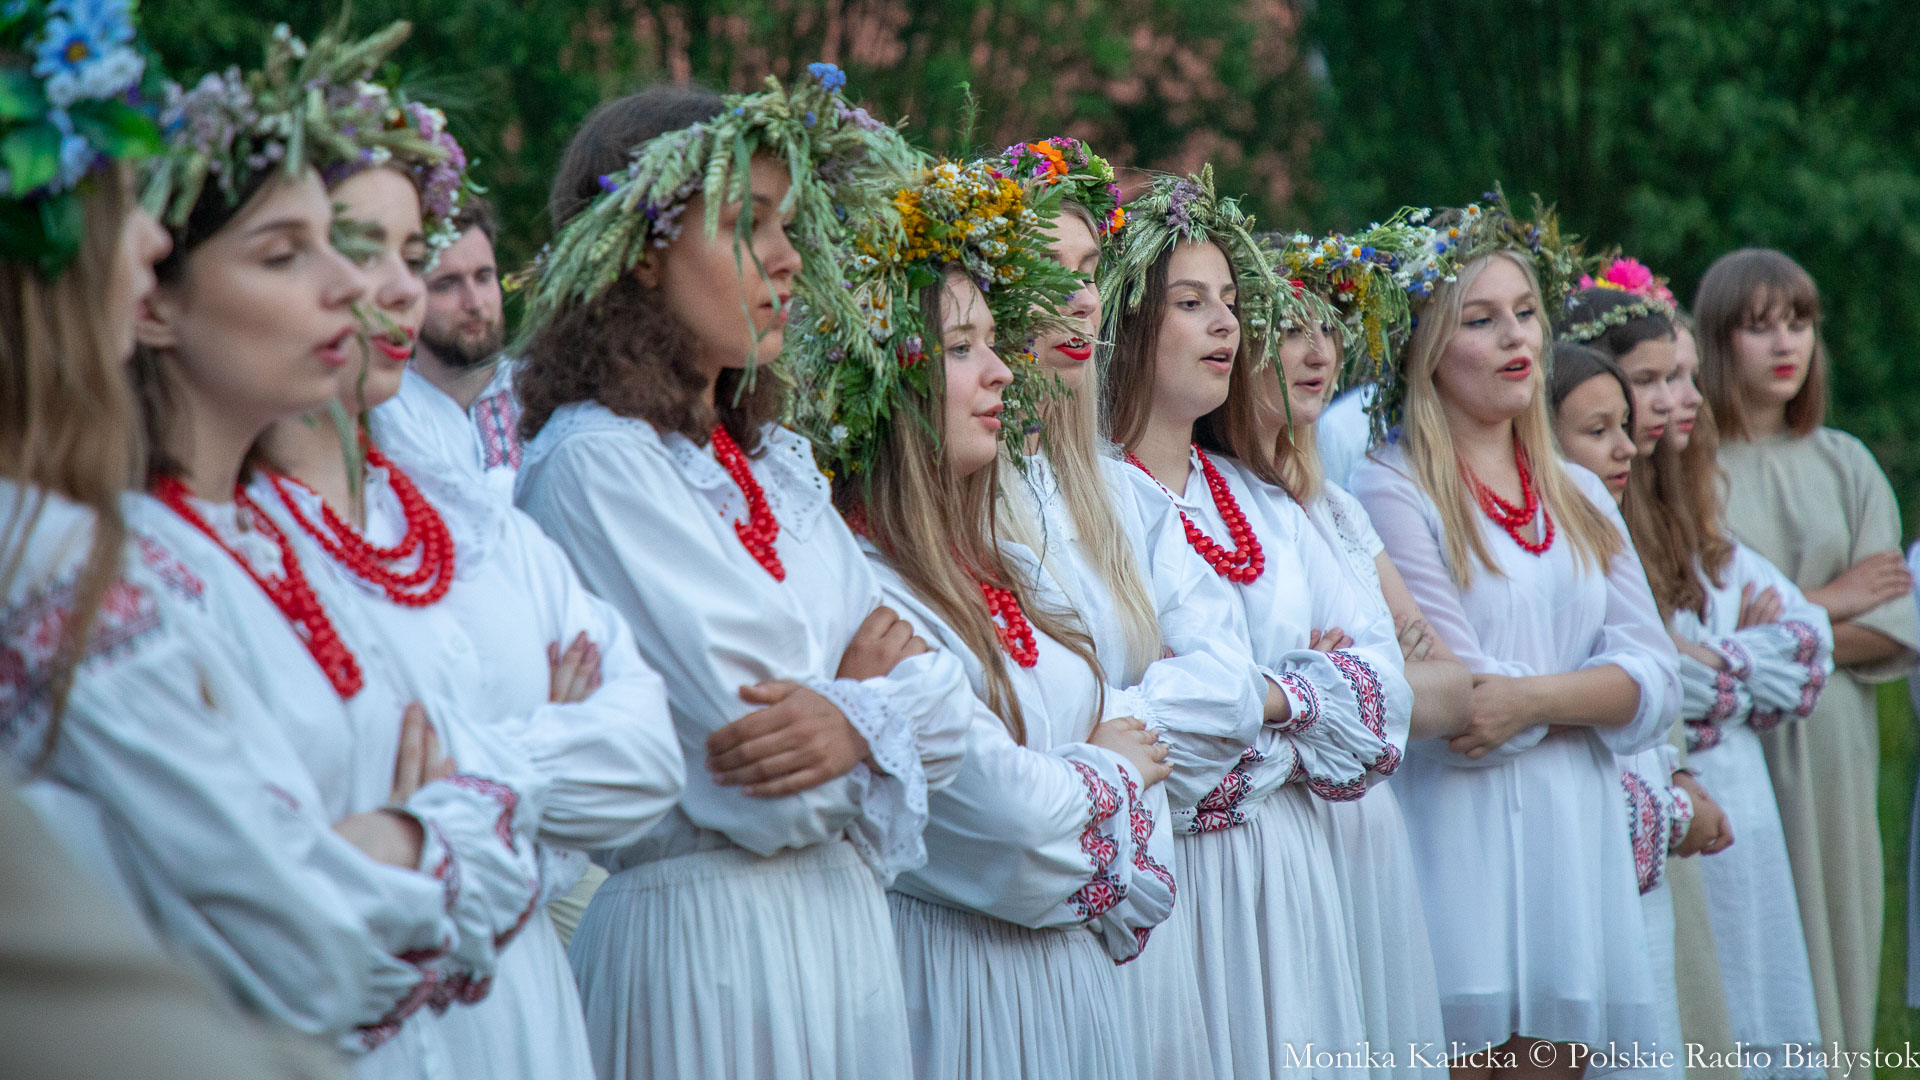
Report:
514,272,783,452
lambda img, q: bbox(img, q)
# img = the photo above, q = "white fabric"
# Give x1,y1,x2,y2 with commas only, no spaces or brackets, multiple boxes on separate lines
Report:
516,403,976,1078
1351,446,1679,1051
889,893,1134,1080
1,485,531,1076
1303,482,1449,1078
567,841,912,1080
246,456,686,1080
867,540,1171,1078
1315,385,1376,490
1587,880,1684,1080
374,362,522,505
1672,544,1827,1073
1910,541,1920,1011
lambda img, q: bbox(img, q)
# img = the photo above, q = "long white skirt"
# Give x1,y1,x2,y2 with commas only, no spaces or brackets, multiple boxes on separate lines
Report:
1114,871,1217,1080
889,893,1132,1080
1398,732,1658,1052
1306,785,1449,1078
1689,726,1824,1078
568,840,911,1080
1587,884,1683,1079
1178,784,1369,1079
435,908,593,1080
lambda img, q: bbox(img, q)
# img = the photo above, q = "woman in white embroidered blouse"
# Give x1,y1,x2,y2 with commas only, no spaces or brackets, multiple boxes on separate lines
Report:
1349,239,1680,1076
125,68,551,1076
244,137,685,1080
510,85,974,1080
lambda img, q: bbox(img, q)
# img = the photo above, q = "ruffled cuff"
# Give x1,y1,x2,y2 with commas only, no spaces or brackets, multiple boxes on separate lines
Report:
402,772,543,1003
1664,781,1695,854
1621,770,1669,896
1741,620,1830,732
1054,750,1176,965
1256,649,1403,797
810,676,928,885
1683,720,1722,755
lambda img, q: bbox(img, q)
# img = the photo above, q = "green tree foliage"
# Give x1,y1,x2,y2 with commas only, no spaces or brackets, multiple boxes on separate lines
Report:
1305,0,1920,527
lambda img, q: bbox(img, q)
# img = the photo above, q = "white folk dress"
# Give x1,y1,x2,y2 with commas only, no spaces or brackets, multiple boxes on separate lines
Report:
515,403,975,1080
1599,744,1693,1080
1672,543,1829,1076
1351,446,1680,1053
374,362,523,504
866,540,1175,1080
1,484,545,1080
1006,450,1266,1080
1142,451,1412,1079
1301,481,1451,1078
246,455,686,1080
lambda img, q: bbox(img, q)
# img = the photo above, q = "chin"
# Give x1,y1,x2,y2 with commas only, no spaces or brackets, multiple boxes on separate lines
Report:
1046,361,1087,391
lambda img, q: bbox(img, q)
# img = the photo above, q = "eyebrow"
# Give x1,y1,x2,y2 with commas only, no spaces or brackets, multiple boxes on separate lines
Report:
1168,279,1235,294
243,216,313,240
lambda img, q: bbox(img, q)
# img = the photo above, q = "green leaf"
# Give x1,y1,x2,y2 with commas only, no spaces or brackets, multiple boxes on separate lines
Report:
67,100,163,159
37,191,83,270
0,69,47,123
1,124,62,194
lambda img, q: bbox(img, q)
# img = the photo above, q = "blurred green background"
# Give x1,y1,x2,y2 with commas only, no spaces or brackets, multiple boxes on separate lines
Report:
145,0,1920,1054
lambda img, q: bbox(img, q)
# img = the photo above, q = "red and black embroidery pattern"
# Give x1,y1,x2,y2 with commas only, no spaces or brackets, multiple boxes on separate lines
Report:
1328,650,1398,776
1066,759,1126,922
1621,770,1664,896
1187,745,1262,834
1,570,163,766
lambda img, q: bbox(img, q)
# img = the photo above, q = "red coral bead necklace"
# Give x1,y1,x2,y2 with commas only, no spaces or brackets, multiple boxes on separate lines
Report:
265,444,456,608
981,580,1039,667
154,474,364,698
1125,445,1265,585
1466,439,1554,555
711,424,785,581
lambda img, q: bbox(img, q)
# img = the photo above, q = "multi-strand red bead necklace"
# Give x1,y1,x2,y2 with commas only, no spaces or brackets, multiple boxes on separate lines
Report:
980,580,1039,667
154,474,364,698
1466,441,1554,555
710,425,784,581
265,445,456,608
1125,445,1265,585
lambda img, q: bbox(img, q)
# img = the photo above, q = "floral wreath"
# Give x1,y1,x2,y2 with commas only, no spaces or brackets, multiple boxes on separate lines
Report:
996,136,1125,237
1,0,167,274
786,158,1082,481
146,20,453,234
1099,166,1314,372
1267,210,1430,393
324,88,474,266
1559,255,1677,344
1359,187,1584,437
512,62,923,362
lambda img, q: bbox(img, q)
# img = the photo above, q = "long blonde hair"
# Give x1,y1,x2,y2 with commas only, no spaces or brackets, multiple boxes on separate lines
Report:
1401,252,1621,585
999,202,1160,684
858,276,1105,742
1,168,140,765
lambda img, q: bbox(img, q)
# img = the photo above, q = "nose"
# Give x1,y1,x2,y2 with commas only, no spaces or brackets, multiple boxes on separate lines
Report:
1304,325,1333,367
1611,429,1636,462
133,207,172,265
382,257,425,315
322,244,371,308
1065,278,1098,324
1210,299,1238,338
982,345,1013,391
761,225,802,282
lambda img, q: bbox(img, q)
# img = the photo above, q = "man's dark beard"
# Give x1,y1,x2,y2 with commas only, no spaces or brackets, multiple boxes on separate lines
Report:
419,318,505,370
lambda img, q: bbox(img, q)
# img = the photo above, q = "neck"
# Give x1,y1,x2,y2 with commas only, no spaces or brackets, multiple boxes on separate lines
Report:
160,378,271,504
1742,394,1789,440
1133,408,1196,494
414,344,500,412
1442,398,1518,480
256,406,365,526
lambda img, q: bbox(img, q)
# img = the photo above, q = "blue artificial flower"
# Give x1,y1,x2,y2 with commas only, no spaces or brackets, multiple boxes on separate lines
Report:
803,111,817,127
47,109,94,192
33,0,142,109
806,62,847,92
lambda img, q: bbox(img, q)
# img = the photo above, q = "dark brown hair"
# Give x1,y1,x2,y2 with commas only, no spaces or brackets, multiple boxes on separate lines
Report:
517,82,781,450
451,190,497,249
1561,286,1675,358
1548,341,1634,427
1622,402,1734,620
1692,247,1827,440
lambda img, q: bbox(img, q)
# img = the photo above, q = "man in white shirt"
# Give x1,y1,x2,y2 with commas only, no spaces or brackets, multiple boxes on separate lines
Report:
374,194,523,502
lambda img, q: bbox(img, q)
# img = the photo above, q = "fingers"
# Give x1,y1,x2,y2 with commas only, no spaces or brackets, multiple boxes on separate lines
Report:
389,704,430,804
549,632,592,703
857,605,900,639
735,680,802,707
902,635,930,658
708,726,803,780
708,697,797,758
744,764,839,799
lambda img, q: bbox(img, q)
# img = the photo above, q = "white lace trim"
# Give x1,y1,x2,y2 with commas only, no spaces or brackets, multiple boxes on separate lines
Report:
1317,485,1385,602
809,676,928,884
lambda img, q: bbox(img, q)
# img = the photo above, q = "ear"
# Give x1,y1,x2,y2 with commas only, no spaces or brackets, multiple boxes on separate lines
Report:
135,279,184,351
632,250,662,290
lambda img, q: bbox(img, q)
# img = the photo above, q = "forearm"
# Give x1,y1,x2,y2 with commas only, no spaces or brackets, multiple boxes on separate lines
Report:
1508,664,1642,728
1406,657,1472,739
1832,621,1912,668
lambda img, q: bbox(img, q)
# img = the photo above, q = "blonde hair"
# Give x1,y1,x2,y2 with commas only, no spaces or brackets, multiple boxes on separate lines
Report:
858,274,1105,742
999,201,1161,684
0,168,140,766
1401,252,1621,586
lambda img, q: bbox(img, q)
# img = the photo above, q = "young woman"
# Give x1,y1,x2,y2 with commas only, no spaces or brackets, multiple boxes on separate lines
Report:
129,24,548,1075
994,141,1263,1080
1604,328,1829,1077
1348,201,1680,1078
1102,171,1417,1078
789,158,1175,1080
1560,285,1679,455
511,72,976,1080
1693,247,1915,1061
1265,228,1492,1076
241,86,683,1080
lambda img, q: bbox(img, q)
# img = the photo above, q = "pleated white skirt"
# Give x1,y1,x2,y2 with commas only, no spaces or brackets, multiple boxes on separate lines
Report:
1306,785,1449,1078
1398,732,1659,1053
1178,784,1370,1079
1689,726,1824,1078
889,892,1133,1080
567,840,911,1080
434,907,594,1080
1115,876,1218,1080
